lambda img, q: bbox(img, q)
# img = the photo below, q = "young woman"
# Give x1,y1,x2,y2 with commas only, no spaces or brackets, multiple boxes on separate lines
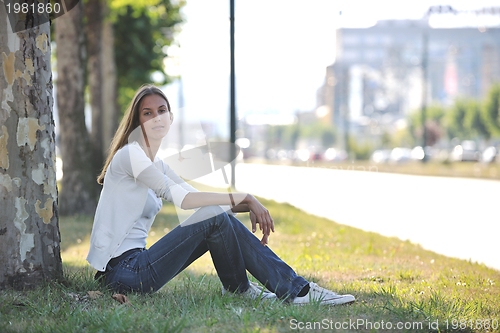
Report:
86,84,355,305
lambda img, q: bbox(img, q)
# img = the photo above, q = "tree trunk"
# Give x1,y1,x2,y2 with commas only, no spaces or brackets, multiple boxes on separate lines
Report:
101,3,118,154
56,1,96,215
0,2,62,288
85,0,104,187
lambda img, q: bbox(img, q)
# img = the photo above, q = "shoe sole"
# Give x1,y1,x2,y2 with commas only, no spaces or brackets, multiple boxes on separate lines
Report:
292,296,356,306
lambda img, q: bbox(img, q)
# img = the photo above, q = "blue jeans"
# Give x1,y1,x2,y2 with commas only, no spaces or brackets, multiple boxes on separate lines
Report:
104,205,308,300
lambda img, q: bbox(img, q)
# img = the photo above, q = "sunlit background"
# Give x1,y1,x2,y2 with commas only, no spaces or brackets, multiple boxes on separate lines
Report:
53,0,500,269
163,0,500,270
163,0,500,160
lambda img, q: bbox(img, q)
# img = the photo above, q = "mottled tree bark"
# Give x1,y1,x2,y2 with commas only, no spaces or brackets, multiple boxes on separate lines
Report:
0,1,62,288
85,0,104,187
56,1,96,215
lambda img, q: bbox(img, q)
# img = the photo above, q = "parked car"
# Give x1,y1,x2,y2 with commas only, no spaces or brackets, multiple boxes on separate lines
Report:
266,149,277,160
410,146,425,161
389,147,412,163
310,152,323,161
323,148,348,162
411,146,439,161
450,140,481,162
481,146,498,163
370,149,391,163
294,149,310,162
277,149,289,161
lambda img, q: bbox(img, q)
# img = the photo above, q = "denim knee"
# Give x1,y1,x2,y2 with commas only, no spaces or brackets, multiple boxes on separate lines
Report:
181,205,228,227
199,205,226,217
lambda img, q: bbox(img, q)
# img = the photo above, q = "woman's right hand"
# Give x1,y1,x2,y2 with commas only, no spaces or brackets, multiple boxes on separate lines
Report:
246,194,274,246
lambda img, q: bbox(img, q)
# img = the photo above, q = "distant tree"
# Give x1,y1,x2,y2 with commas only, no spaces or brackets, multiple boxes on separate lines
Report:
444,98,492,141
424,120,442,146
283,123,300,150
300,122,336,148
56,1,97,215
264,121,336,151
112,0,185,112
0,6,62,288
409,119,442,147
266,125,284,149
481,84,500,138
444,100,470,140
427,105,447,124
409,104,446,129
407,104,446,146
348,136,373,160
101,1,119,154
390,127,416,148
85,0,105,186
380,130,392,148
321,127,336,148
464,99,490,141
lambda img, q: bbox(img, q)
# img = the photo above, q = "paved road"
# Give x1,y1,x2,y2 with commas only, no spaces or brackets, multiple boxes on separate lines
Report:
195,162,500,271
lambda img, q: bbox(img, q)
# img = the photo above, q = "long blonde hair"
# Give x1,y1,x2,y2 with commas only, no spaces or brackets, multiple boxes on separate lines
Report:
97,84,173,185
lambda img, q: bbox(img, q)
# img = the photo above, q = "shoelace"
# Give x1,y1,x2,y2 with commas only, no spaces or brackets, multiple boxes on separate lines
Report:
223,282,274,297
248,282,275,298
250,282,264,292
310,283,340,297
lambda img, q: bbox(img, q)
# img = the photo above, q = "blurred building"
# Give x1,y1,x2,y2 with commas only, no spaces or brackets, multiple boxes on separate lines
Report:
321,19,500,145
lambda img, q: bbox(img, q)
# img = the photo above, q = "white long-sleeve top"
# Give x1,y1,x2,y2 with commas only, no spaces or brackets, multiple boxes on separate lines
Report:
86,142,234,271
113,188,162,258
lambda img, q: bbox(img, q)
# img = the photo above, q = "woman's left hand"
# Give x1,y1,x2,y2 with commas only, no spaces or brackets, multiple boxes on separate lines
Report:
247,195,274,246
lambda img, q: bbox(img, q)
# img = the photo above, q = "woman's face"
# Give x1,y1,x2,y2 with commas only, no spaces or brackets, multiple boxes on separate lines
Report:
138,94,171,142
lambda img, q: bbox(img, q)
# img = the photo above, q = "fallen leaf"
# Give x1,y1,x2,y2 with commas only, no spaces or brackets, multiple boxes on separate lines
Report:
111,294,131,305
87,291,104,299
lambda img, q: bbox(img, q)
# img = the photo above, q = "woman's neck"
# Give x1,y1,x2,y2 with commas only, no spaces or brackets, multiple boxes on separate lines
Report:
139,139,160,162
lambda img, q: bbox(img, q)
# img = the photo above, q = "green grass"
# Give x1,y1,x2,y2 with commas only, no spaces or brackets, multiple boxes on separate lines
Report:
1,184,499,332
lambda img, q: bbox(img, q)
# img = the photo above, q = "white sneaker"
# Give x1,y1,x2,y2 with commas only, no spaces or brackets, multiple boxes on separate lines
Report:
222,282,277,301
291,282,355,305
